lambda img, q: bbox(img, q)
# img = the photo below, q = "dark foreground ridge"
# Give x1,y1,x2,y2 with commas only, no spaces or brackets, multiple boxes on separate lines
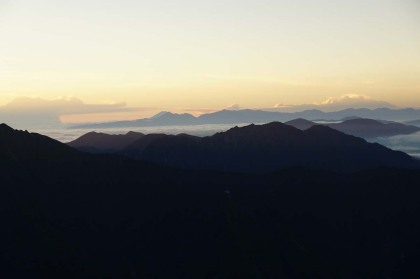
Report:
120,122,417,172
70,121,419,172
1,123,420,278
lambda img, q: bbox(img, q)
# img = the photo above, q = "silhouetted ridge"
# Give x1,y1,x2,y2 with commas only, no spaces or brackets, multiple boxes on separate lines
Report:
120,122,417,172
0,123,13,131
0,124,80,165
285,118,316,130
68,131,144,152
126,131,142,136
150,111,170,118
215,122,301,139
304,124,362,141
328,118,420,138
1,124,420,278
125,133,170,150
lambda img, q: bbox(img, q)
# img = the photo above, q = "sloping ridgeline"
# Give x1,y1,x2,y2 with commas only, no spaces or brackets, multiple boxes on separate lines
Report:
1,123,420,278
285,118,420,139
122,122,417,172
67,131,144,153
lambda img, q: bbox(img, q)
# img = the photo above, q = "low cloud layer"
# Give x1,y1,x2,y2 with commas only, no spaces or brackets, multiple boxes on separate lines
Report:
2,96,135,114
375,131,420,159
0,96,140,128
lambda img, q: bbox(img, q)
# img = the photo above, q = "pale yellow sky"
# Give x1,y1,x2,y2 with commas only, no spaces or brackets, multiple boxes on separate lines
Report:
1,0,420,114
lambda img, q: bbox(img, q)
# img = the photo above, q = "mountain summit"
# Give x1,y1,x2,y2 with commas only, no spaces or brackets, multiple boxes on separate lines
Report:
0,123,79,165
67,131,144,152
120,122,417,172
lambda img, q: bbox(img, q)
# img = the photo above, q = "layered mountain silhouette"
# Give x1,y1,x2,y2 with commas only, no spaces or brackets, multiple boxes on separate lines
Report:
68,131,144,153
2,122,420,278
67,122,418,172
72,107,420,129
328,118,420,139
285,118,420,139
150,111,197,124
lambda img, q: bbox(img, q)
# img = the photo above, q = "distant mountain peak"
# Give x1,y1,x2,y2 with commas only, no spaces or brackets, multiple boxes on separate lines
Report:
305,124,338,133
0,124,78,165
151,111,171,119
341,118,384,125
67,130,145,152
224,121,294,134
285,118,316,130
150,111,195,120
126,131,143,136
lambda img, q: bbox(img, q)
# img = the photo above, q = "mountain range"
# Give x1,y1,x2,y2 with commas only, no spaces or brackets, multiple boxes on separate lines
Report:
68,122,418,172
1,122,420,278
68,118,420,158
72,107,420,129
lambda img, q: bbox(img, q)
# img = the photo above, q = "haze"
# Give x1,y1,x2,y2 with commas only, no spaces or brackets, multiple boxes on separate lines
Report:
1,0,420,122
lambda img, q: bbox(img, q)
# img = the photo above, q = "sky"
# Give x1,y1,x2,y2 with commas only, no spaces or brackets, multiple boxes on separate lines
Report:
1,0,420,122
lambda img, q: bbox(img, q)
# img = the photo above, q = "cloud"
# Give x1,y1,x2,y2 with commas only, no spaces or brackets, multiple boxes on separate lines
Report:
2,96,135,114
268,94,396,112
374,131,420,158
0,96,140,128
226,104,241,111
317,94,390,107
